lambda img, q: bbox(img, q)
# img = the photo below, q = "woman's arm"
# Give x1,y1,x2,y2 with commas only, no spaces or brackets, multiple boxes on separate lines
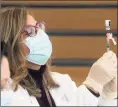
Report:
82,51,117,106
83,51,117,98
1,56,11,89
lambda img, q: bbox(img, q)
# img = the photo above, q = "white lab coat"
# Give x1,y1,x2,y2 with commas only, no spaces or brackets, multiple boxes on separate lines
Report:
1,72,117,106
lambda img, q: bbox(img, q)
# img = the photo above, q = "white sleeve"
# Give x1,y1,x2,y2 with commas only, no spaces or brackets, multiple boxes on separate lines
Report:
51,72,117,106
1,90,14,106
51,72,99,106
63,74,117,106
76,85,99,106
64,74,99,106
98,97,117,106
1,86,39,106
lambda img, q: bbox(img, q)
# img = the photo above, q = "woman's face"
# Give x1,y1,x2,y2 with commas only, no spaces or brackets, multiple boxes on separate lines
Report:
21,14,37,56
21,14,52,67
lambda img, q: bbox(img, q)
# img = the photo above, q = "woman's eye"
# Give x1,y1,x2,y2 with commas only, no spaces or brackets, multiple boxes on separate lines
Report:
27,30,32,35
26,27,36,36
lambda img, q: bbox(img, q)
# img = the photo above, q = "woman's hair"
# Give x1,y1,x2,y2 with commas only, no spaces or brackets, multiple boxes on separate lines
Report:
0,7,59,97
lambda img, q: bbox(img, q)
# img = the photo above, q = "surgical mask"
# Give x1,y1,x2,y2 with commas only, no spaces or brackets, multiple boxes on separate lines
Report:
23,28,52,65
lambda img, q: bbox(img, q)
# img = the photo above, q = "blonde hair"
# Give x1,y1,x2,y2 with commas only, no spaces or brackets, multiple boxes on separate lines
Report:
0,7,59,97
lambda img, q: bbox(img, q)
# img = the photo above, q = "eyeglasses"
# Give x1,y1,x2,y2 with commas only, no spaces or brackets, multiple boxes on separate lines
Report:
23,22,45,37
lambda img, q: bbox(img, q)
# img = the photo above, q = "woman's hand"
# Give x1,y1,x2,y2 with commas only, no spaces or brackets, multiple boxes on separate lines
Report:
83,51,117,98
102,76,117,100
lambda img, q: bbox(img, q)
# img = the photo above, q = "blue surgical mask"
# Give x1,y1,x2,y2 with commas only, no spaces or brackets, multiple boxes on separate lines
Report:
24,29,52,65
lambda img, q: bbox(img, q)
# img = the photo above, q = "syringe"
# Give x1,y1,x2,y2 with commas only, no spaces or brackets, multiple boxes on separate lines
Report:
105,20,117,52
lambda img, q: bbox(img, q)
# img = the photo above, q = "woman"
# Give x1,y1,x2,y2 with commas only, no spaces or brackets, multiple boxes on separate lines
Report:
0,7,117,106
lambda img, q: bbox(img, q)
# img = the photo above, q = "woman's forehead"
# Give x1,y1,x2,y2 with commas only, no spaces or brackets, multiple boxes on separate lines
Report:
27,14,37,26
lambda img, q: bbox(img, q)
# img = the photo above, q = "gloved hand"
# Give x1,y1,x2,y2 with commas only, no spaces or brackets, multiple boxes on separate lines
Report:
102,51,117,100
83,51,117,94
101,75,117,100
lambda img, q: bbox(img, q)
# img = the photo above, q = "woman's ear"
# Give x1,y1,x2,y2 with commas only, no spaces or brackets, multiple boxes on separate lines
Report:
1,56,11,87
